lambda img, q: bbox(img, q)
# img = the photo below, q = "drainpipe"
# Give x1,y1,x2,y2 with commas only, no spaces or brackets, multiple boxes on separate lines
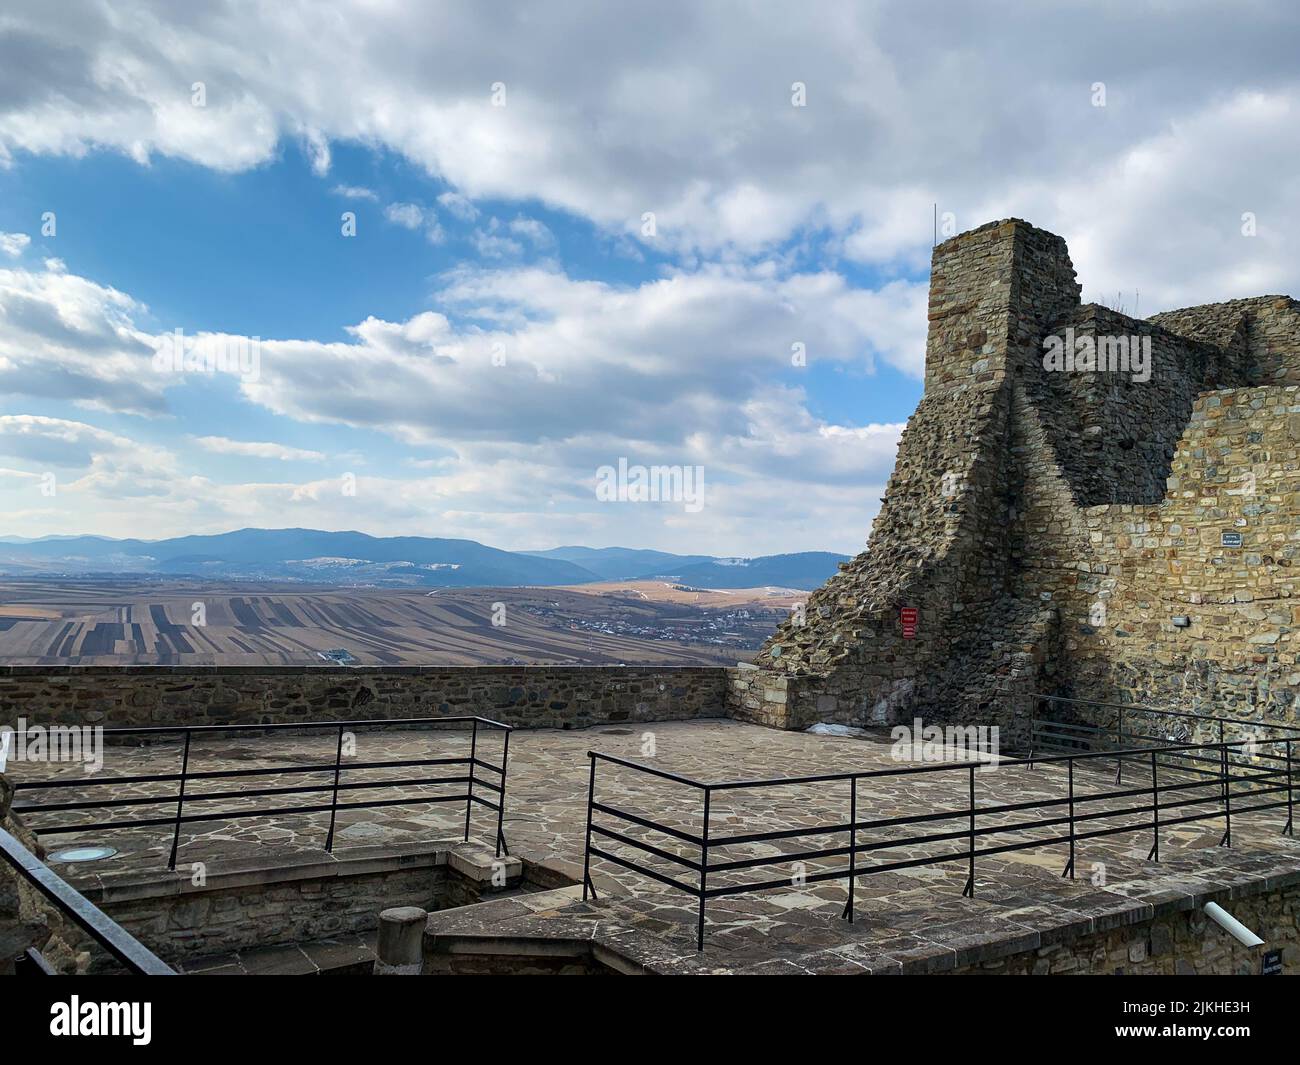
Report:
1203,902,1264,948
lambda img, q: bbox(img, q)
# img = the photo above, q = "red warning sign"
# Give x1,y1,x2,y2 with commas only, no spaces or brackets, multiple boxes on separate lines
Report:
900,607,918,639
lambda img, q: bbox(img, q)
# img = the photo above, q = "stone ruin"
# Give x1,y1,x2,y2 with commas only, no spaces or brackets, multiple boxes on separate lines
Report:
730,219,1300,741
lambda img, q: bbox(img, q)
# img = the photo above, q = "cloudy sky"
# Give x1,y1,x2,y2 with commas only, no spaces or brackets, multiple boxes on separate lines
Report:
0,1,1296,555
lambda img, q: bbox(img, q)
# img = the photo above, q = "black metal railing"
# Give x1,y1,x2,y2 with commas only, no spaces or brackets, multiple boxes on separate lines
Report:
8,716,511,868
1026,691,1300,787
581,733,1297,950
0,824,175,975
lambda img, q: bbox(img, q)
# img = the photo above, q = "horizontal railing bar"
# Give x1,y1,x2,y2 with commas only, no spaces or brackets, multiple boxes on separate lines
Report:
588,752,706,789
32,793,473,834
7,715,513,738
707,821,854,847
1028,692,1300,733
16,774,476,814
11,755,478,791
708,842,853,873
707,738,1258,790
705,863,853,897
587,845,700,895
590,824,704,872
590,801,704,845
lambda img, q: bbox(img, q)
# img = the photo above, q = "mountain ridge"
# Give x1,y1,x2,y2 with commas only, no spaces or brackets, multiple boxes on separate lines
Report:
0,528,849,590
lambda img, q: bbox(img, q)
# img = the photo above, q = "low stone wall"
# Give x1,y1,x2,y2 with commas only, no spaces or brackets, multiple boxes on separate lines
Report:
952,881,1300,975
72,841,525,970
0,664,729,731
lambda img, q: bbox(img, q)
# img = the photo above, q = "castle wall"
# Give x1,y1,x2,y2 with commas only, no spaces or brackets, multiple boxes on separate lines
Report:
1151,296,1300,386
732,219,1300,739
731,220,1080,738
1062,385,1300,723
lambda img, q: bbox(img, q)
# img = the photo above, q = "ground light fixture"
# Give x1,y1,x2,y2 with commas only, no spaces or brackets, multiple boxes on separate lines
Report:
49,845,118,863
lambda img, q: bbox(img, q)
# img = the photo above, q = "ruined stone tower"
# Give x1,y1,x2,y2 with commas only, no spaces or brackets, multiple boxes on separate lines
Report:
730,219,1300,740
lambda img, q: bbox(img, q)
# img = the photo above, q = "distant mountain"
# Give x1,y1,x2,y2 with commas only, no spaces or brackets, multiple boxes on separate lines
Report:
0,528,848,590
659,552,848,590
0,528,594,587
522,546,714,580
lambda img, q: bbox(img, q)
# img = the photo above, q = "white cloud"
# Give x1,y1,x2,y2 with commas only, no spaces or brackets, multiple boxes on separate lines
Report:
331,184,378,201
0,415,176,500
0,1,1296,298
0,263,168,415
0,232,30,257
471,221,523,259
508,217,553,246
384,202,425,229
192,436,326,462
236,263,925,462
384,202,444,244
437,191,479,222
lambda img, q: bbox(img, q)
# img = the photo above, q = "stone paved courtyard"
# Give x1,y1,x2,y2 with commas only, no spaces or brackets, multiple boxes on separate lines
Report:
9,719,1300,972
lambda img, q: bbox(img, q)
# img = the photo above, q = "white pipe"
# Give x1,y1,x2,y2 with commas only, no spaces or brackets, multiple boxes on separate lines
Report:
1203,902,1265,948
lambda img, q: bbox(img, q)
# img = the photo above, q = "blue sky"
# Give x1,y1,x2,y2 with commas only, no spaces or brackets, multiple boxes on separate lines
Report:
0,2,1295,555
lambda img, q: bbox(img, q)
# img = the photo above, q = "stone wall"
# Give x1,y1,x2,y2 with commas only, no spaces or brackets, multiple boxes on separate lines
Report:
0,664,728,731
731,218,1300,740
1151,295,1300,387
1040,385,1300,725
66,842,527,970
953,882,1300,975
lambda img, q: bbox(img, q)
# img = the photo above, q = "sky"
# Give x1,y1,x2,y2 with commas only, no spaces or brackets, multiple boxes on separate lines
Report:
0,2,1297,557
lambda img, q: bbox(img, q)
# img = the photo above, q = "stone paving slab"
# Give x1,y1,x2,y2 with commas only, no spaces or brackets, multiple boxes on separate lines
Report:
8,719,1300,973
177,932,376,975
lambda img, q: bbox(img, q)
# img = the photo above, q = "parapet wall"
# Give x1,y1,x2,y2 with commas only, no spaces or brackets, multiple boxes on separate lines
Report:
733,219,1300,738
0,664,728,731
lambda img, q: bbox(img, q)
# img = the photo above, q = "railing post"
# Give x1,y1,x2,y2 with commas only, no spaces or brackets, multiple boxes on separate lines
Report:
167,731,191,871
581,754,598,900
1147,749,1160,862
1061,757,1076,879
1115,707,1124,785
1218,720,1226,803
323,724,345,853
1029,689,1038,756
961,764,976,897
1219,743,1232,847
697,787,711,950
495,728,510,857
1285,739,1294,837
463,719,478,842
841,776,857,922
